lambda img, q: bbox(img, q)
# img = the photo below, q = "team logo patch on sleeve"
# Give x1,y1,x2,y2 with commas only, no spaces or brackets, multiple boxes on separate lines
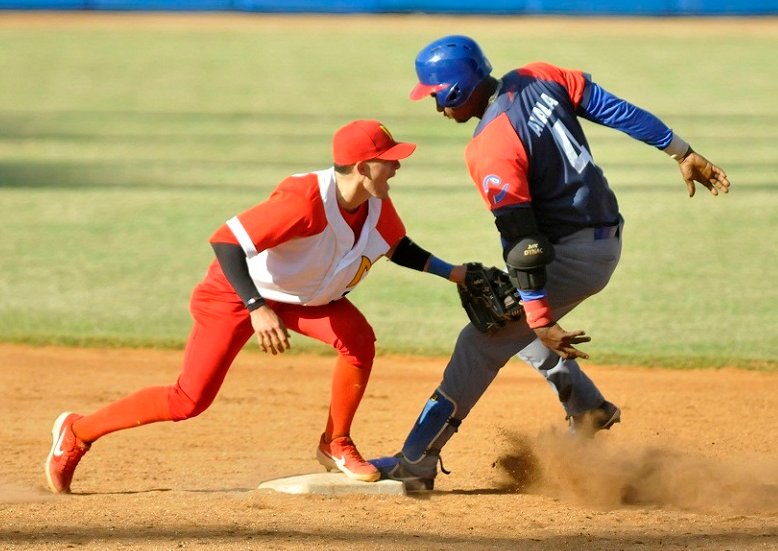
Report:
482,174,509,205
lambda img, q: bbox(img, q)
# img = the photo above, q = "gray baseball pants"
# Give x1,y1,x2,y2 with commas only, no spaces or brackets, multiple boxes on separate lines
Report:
440,221,624,424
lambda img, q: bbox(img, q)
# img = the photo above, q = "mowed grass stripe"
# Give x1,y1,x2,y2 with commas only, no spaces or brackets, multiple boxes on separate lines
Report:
0,15,775,368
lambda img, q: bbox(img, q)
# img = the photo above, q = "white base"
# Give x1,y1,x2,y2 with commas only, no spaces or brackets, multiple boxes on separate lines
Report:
257,472,406,496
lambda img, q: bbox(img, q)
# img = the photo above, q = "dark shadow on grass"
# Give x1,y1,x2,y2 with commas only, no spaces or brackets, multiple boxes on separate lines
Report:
0,160,773,192
0,160,284,191
1,109,775,191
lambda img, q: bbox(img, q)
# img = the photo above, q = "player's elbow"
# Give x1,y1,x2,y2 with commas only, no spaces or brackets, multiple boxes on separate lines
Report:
505,236,555,291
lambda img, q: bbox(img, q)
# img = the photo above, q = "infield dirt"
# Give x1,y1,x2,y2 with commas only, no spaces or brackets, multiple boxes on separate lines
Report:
1,344,776,550
1,10,776,550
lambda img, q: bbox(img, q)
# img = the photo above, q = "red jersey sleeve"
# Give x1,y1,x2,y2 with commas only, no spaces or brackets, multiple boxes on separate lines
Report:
519,62,588,109
465,112,531,211
375,197,406,248
209,174,327,252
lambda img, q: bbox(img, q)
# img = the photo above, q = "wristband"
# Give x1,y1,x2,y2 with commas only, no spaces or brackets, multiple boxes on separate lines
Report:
664,134,693,161
427,255,454,280
245,296,266,312
518,288,547,302
522,297,554,329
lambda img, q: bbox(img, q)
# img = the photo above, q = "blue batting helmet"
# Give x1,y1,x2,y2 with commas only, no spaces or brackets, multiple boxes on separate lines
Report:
410,35,492,109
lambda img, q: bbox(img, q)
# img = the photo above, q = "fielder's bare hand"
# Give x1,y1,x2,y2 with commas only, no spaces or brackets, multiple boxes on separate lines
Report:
534,323,591,360
250,306,290,355
678,151,730,197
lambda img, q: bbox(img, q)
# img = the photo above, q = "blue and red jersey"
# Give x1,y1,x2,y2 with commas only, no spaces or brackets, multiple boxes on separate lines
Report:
467,62,674,243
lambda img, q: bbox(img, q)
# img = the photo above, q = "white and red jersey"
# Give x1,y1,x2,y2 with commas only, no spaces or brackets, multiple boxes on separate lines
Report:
205,167,406,306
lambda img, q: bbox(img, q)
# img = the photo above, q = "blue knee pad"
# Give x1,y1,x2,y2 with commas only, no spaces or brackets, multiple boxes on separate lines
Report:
401,388,461,463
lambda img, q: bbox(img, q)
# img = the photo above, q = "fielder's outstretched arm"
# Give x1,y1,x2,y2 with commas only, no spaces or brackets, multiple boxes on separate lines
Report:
388,235,466,284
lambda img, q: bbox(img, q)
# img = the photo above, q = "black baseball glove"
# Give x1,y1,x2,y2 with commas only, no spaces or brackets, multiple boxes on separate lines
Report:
457,262,524,333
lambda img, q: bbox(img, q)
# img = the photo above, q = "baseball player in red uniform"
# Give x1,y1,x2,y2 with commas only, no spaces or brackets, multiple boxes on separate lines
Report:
46,119,466,493
371,35,730,491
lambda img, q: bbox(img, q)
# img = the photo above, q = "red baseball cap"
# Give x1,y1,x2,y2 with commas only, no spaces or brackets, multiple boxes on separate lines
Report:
332,120,416,165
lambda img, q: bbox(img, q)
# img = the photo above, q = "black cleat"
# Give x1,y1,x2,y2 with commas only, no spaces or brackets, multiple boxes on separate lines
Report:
369,454,437,492
568,400,621,438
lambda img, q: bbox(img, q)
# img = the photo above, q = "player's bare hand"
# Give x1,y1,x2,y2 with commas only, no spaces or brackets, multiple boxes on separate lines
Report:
250,306,290,355
533,323,591,360
679,151,730,198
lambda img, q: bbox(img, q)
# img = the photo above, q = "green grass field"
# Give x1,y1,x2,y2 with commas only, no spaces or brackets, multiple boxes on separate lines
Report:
0,15,775,369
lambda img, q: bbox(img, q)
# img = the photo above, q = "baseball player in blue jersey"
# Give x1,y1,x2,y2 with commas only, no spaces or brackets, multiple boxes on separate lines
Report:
371,35,730,491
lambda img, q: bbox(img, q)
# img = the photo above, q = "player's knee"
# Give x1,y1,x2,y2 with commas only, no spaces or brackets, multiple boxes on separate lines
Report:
338,329,376,369
348,346,375,371
167,385,213,421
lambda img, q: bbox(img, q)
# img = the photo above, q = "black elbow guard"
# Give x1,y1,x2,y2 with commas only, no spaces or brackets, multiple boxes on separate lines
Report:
390,236,431,272
504,236,555,291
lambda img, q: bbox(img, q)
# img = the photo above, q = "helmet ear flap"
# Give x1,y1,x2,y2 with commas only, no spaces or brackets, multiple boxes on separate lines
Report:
434,83,462,109
444,84,462,107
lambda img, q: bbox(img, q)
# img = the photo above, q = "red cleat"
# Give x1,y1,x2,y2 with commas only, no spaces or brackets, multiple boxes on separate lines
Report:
45,412,90,494
316,434,379,482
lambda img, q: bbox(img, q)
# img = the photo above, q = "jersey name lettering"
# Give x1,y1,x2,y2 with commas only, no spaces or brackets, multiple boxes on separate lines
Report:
527,93,560,137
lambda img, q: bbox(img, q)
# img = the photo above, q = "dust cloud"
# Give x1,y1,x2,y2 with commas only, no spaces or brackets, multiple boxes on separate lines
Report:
493,429,778,514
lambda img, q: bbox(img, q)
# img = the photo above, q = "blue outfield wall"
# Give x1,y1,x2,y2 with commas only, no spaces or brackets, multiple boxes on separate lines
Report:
0,0,775,14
